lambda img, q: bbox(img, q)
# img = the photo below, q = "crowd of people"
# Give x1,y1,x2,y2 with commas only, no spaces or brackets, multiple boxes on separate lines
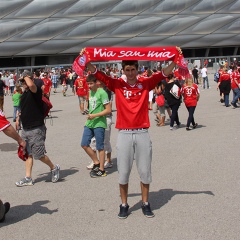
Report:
1,52,240,222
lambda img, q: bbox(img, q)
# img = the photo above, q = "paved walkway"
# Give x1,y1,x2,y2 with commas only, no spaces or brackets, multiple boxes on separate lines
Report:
0,74,239,240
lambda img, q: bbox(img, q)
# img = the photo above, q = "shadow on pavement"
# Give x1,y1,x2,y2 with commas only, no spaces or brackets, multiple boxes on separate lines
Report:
0,200,58,226
33,167,79,183
128,188,214,213
0,142,18,152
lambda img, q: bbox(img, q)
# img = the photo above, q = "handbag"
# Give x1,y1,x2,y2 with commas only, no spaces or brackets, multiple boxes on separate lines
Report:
170,84,181,99
155,94,165,107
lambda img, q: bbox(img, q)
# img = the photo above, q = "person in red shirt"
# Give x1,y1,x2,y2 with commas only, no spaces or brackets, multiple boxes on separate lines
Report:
42,72,52,99
84,47,182,219
0,109,26,222
181,77,200,130
230,67,240,108
74,75,89,114
217,67,231,107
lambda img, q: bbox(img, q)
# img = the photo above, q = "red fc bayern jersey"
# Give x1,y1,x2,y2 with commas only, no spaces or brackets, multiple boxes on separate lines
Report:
181,84,200,107
74,77,88,96
95,70,166,129
43,78,52,94
0,110,11,131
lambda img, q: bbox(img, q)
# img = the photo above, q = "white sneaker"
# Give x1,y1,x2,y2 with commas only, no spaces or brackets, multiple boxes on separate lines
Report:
104,162,113,168
87,161,94,170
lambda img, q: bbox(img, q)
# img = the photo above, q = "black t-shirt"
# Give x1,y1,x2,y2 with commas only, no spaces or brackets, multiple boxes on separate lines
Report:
0,80,6,96
192,68,198,76
33,78,44,90
20,87,44,129
59,74,67,84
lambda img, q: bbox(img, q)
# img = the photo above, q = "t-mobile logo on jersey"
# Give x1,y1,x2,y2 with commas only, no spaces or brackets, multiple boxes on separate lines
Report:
124,90,132,99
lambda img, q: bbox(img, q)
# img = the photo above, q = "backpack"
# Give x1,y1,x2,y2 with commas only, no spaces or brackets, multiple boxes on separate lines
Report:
214,72,220,82
42,95,53,118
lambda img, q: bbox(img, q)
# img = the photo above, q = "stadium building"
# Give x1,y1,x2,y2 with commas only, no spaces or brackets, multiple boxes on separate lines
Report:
0,0,239,69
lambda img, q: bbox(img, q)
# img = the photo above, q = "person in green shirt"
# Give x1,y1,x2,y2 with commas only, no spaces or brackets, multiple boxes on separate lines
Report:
81,74,111,178
12,86,22,122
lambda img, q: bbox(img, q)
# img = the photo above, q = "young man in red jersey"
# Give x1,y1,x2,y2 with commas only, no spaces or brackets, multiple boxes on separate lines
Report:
74,74,89,114
42,72,52,99
85,47,182,219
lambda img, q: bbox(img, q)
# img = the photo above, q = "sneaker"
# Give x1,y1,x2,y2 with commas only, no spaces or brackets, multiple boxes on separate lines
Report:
104,161,113,168
141,202,155,218
51,164,60,183
231,103,236,109
90,169,107,178
193,123,198,129
186,127,192,131
92,163,100,172
118,204,129,219
87,161,94,170
220,98,224,103
170,127,173,130
176,122,181,128
15,177,33,187
0,202,10,222
84,109,89,114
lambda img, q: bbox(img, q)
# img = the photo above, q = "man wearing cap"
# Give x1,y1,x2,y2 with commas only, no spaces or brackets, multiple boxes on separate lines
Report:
15,71,60,187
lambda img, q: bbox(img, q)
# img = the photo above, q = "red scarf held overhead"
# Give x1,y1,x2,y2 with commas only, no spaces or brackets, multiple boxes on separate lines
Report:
73,47,188,77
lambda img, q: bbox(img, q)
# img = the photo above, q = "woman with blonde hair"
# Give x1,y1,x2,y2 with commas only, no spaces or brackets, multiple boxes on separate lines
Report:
181,76,200,131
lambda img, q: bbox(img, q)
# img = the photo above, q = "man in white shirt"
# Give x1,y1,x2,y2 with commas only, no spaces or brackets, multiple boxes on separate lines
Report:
201,65,209,89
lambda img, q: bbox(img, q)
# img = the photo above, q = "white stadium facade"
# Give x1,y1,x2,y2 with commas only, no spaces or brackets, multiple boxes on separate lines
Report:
0,0,240,68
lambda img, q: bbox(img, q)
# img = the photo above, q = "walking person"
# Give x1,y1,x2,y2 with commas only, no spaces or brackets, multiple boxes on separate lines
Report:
217,67,231,107
181,77,200,130
230,67,240,108
201,65,209,89
15,71,60,186
74,74,89,114
192,65,199,84
12,85,22,122
9,75,15,95
51,71,58,93
165,73,182,130
84,47,182,219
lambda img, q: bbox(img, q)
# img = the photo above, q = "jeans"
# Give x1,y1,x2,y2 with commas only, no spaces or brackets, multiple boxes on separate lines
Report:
232,88,240,106
13,106,21,121
224,93,229,107
81,126,105,150
170,103,180,127
186,106,196,128
193,75,198,84
203,76,209,89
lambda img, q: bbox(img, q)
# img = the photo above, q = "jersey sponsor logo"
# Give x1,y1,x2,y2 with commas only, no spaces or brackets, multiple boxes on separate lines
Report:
137,84,143,89
124,90,132,99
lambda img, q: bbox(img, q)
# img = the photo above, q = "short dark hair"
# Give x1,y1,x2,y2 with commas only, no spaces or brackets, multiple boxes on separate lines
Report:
122,60,138,70
35,70,40,77
86,74,97,83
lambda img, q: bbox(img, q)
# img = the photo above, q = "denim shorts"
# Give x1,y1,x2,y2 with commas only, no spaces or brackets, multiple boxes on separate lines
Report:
81,126,105,150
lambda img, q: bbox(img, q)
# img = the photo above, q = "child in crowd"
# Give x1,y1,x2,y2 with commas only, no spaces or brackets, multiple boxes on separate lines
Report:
12,86,22,122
